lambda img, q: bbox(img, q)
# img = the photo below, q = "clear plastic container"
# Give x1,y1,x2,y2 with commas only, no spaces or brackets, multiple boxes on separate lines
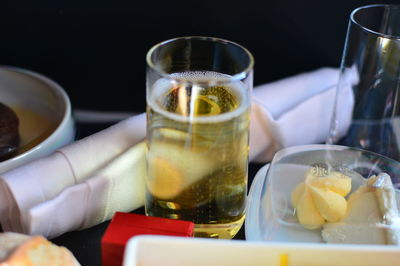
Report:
245,144,400,245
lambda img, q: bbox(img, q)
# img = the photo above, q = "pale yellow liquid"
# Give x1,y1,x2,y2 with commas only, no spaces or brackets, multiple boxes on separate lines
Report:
146,72,249,239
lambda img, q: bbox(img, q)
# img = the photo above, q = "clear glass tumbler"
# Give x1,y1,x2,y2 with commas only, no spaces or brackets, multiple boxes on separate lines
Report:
329,4,400,160
145,37,254,239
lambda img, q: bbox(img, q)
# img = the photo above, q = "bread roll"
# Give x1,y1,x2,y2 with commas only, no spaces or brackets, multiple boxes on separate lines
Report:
0,232,80,266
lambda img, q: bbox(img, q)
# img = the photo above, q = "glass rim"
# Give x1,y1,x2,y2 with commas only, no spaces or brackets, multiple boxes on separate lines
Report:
146,36,254,83
351,4,400,40
271,144,400,166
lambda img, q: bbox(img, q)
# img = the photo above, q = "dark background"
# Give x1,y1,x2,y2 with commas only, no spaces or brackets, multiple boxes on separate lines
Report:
2,1,399,265
2,0,398,114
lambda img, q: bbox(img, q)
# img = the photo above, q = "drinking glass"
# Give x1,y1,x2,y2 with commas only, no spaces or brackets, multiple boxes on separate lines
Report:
328,4,400,161
145,36,254,239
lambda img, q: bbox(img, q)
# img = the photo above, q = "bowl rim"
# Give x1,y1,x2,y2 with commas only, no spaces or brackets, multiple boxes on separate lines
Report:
0,65,72,169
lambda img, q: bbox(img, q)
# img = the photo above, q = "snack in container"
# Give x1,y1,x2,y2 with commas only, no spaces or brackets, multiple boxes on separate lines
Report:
245,144,400,245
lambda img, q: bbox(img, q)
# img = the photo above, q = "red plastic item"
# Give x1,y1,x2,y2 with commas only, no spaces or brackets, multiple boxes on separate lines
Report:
101,212,194,266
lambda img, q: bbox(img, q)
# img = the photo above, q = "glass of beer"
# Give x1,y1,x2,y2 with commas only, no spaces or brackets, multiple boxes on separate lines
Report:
145,36,253,239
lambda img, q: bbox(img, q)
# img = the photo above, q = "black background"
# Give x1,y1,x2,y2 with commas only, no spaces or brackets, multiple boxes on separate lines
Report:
2,1,400,265
2,0,398,114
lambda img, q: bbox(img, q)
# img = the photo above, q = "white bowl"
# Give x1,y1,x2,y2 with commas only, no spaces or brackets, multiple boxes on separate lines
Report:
123,235,400,266
0,66,75,174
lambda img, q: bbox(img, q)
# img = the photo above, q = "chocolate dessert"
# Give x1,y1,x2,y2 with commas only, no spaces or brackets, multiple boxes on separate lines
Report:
0,102,19,161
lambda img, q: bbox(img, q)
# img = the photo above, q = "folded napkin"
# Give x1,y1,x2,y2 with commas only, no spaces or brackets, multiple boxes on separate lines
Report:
250,67,355,162
0,114,147,238
0,67,354,238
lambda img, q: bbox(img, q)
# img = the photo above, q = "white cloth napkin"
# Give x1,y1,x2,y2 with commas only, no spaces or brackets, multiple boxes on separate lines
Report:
0,114,147,238
250,67,355,162
0,67,354,238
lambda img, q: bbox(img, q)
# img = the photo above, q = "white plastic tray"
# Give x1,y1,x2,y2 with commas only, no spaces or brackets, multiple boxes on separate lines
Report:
123,235,400,266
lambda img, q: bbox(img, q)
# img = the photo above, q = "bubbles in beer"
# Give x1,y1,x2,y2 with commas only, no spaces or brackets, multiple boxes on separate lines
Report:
148,71,248,123
146,71,250,238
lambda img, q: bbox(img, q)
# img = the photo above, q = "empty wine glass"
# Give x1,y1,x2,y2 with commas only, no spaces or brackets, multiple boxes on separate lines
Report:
328,4,400,161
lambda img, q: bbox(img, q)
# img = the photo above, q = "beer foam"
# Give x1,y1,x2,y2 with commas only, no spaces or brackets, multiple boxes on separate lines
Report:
148,71,250,123
170,71,234,82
